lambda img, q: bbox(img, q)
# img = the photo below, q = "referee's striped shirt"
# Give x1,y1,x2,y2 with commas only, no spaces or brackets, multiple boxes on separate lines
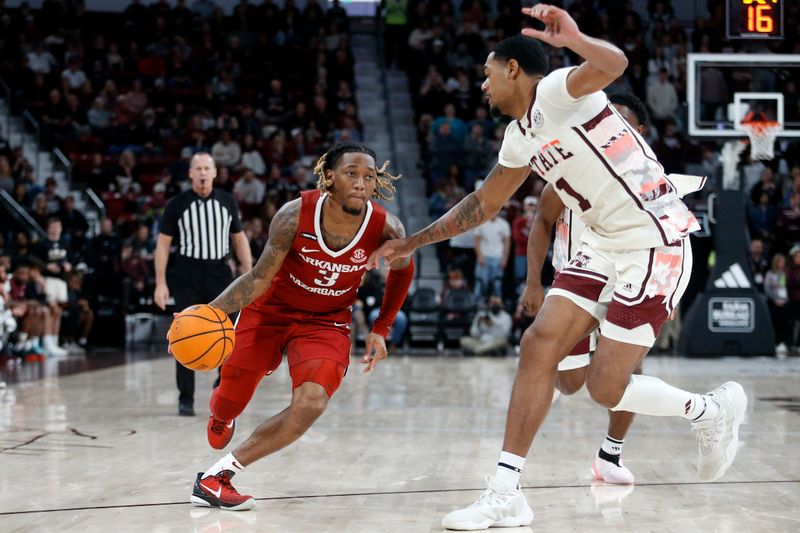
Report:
159,189,244,260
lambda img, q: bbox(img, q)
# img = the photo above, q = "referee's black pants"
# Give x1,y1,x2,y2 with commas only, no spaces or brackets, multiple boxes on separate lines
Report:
169,258,236,405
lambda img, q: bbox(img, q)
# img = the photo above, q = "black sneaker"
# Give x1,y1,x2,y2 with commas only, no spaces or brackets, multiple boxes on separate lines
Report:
179,399,195,416
190,472,254,510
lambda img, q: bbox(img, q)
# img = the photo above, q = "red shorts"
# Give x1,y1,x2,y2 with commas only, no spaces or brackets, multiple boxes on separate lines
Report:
226,305,352,396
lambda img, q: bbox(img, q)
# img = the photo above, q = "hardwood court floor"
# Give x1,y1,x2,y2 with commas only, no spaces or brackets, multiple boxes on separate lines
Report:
1,353,799,532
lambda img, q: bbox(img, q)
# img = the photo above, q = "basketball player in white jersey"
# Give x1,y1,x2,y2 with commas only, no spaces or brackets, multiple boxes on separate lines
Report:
370,5,747,530
524,93,652,486
524,93,707,487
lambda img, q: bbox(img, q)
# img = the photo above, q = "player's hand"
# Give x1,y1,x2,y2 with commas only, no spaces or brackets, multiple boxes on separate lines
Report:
521,4,581,48
367,238,416,270
522,283,545,316
361,332,388,373
154,284,170,310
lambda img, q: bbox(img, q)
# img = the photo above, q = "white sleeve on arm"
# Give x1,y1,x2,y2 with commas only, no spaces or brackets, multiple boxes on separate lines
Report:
536,67,584,108
497,121,532,169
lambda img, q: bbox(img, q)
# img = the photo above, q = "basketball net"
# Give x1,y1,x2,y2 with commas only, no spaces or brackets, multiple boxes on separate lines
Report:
742,120,781,161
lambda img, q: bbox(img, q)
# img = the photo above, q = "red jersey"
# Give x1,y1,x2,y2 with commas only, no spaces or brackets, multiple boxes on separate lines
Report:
250,189,387,315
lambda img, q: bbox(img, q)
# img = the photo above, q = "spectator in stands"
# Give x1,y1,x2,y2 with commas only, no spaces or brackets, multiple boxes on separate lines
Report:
440,268,471,313
211,130,242,170
87,217,122,299
783,166,800,207
0,156,13,194
11,232,36,267
237,134,266,176
28,261,68,357
59,195,89,259
748,238,770,291
61,57,90,96
459,295,512,356
652,119,686,173
26,42,57,75
764,253,789,357
112,150,140,194
778,193,800,253
43,177,63,214
61,270,93,352
512,196,537,287
748,192,779,247
463,122,492,191
750,167,782,206
787,246,800,351
647,68,678,132
382,0,409,69
473,212,511,300
233,169,266,219
7,264,47,359
41,89,71,147
30,193,52,229
428,122,462,180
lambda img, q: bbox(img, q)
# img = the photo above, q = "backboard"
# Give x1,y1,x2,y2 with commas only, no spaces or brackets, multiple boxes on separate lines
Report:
687,53,800,139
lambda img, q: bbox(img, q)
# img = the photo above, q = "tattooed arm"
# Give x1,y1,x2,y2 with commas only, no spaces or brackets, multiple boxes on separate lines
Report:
209,199,300,315
367,164,531,268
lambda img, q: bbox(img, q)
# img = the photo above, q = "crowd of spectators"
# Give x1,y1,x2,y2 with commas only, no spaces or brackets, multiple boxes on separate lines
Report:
0,0,358,360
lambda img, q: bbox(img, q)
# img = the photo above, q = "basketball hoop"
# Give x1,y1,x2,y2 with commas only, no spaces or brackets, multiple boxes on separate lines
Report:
742,120,782,161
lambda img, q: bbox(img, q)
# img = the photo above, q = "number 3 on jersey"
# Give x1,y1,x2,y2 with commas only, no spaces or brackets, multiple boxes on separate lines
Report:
314,269,340,287
555,178,592,212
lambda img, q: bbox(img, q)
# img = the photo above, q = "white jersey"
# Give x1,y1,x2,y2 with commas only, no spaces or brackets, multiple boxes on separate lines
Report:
552,172,706,272
498,68,700,251
552,207,586,272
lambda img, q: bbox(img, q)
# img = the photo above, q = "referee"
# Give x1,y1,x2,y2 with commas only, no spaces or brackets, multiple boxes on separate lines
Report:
154,153,252,416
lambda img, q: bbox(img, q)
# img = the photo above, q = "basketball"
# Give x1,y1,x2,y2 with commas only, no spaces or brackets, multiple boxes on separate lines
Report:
168,304,235,372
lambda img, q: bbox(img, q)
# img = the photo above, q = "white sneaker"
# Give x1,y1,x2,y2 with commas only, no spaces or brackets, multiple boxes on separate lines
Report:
775,343,788,359
44,337,69,357
441,475,533,531
592,454,634,484
692,382,747,481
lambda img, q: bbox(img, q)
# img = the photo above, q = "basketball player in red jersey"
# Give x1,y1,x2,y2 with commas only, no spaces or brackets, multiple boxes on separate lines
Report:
189,142,414,511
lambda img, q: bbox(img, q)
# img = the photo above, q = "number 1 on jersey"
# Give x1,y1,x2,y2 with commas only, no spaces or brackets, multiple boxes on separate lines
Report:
555,178,592,212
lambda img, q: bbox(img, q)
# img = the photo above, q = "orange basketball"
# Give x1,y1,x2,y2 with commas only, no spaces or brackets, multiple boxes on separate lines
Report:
168,304,235,372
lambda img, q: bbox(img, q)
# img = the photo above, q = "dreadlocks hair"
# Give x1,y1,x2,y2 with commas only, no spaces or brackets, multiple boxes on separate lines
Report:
314,142,400,201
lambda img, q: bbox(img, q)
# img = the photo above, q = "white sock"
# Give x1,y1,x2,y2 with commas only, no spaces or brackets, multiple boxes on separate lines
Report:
601,435,624,456
203,452,246,479
495,451,525,490
610,375,718,421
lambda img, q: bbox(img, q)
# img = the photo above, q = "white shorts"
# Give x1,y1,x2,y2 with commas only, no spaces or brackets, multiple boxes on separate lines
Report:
548,239,692,347
44,277,68,304
557,330,596,371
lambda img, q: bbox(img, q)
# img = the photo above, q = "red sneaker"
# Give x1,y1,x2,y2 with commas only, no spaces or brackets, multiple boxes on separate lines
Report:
191,471,254,511
207,416,236,449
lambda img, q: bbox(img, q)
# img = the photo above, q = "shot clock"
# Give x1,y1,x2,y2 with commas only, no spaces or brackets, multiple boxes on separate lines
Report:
726,0,784,40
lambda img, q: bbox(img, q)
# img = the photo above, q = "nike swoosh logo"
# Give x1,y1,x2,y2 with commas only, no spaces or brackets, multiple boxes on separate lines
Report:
301,247,319,253
333,322,350,327
201,482,222,498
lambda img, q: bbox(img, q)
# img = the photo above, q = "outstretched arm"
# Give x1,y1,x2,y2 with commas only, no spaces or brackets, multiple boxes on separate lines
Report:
367,164,531,268
522,184,564,315
210,199,300,315
521,4,628,98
